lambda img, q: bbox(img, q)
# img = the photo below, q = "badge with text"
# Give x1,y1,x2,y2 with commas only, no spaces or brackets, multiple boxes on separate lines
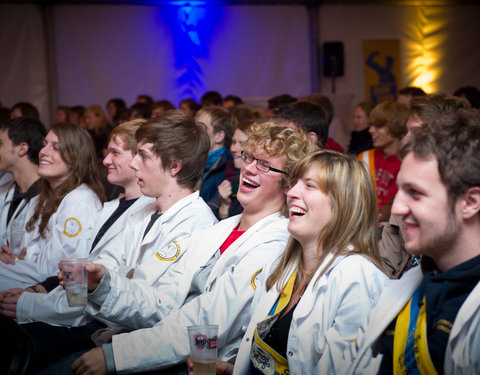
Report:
63,217,82,238
155,240,181,261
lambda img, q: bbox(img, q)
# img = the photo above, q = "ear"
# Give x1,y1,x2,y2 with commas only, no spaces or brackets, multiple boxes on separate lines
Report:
307,132,318,143
214,130,225,145
460,187,480,219
17,142,29,157
169,159,182,177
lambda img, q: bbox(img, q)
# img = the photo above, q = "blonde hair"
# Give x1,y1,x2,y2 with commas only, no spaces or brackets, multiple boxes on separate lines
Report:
266,150,382,291
242,122,318,216
110,119,146,154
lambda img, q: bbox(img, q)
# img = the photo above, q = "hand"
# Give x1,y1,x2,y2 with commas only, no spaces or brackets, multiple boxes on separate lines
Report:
18,247,27,260
58,261,105,292
0,243,15,264
218,180,233,205
187,357,234,375
85,263,106,292
72,347,107,375
0,288,24,320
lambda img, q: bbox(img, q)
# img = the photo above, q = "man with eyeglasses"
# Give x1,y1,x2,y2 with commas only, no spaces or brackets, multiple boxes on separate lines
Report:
71,123,317,375
241,151,288,175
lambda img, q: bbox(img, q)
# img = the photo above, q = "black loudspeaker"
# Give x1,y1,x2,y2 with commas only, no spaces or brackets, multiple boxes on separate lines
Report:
322,42,344,77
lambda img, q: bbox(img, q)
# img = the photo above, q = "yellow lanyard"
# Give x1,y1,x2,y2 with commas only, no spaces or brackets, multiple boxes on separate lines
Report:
249,270,297,375
393,289,438,375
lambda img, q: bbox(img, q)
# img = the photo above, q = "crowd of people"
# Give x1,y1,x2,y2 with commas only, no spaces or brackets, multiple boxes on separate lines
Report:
0,85,479,375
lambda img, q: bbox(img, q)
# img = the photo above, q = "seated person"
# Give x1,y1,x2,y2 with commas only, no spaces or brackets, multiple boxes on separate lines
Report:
54,106,70,123
195,107,237,203
379,93,466,279
348,101,374,154
69,123,317,375
198,150,388,374
0,123,104,291
209,120,254,219
348,109,480,374
106,98,127,127
0,120,153,323
358,101,408,223
0,117,46,252
150,100,175,118
299,93,344,152
178,98,200,117
274,100,329,149
396,86,426,108
14,112,217,372
10,102,39,120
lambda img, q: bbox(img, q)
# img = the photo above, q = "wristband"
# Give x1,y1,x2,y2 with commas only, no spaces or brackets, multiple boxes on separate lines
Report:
25,285,42,293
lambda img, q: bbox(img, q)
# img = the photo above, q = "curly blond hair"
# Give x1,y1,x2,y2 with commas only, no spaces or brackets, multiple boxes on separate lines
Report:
242,122,318,215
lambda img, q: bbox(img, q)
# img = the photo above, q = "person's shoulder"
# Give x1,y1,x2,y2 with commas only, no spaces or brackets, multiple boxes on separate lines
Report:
333,253,387,279
61,184,102,206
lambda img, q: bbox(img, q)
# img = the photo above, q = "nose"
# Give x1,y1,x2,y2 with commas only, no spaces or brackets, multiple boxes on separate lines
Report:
391,190,408,217
230,142,240,155
286,181,301,200
242,158,257,174
103,152,112,167
129,154,139,170
39,144,48,157
369,125,375,135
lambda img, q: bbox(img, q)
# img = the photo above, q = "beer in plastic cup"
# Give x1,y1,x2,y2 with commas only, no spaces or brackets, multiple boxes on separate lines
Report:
61,258,88,307
187,325,218,375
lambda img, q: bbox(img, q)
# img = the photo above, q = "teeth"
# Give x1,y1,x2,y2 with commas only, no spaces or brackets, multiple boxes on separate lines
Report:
290,206,306,215
242,177,259,187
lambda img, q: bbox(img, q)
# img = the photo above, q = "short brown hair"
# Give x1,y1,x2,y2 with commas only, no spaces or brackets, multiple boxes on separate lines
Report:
402,108,480,208
135,111,210,189
369,101,409,140
196,107,237,148
409,93,466,125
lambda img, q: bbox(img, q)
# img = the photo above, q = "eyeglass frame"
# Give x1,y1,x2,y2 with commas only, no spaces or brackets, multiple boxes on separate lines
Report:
241,151,287,175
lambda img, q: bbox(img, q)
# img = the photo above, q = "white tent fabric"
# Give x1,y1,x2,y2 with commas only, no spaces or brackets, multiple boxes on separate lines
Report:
0,5,49,124
1,3,479,130
53,5,311,109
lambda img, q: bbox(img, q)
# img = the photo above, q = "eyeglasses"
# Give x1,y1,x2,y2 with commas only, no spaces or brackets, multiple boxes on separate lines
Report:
241,151,287,175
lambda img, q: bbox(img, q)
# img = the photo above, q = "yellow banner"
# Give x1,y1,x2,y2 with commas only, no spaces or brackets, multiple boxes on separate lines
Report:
363,40,401,105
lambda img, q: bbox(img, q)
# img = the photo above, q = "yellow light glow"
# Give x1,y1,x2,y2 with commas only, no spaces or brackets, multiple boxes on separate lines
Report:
404,5,447,93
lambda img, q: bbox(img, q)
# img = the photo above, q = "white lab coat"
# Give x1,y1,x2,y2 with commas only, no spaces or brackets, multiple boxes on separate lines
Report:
111,212,290,373
0,181,41,255
4,195,39,256
0,181,16,246
0,172,13,189
16,195,156,326
0,184,102,291
85,191,219,329
233,253,388,375
347,266,480,375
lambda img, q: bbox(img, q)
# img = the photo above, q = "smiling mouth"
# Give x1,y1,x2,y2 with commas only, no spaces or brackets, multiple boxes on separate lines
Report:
242,177,259,188
289,206,306,216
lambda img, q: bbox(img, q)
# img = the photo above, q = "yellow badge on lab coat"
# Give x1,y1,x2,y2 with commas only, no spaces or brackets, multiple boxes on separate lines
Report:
63,217,82,238
251,268,263,291
155,240,181,261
